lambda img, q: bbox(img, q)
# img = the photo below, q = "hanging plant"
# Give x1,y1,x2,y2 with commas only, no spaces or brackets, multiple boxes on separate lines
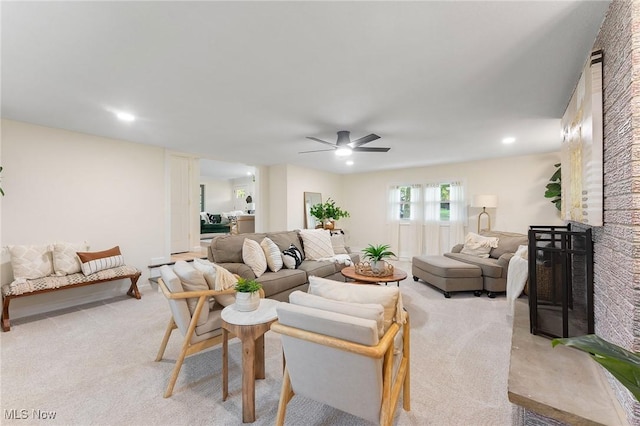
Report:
544,163,561,211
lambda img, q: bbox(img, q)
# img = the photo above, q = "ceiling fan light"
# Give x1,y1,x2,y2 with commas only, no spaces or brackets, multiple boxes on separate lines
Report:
335,147,352,157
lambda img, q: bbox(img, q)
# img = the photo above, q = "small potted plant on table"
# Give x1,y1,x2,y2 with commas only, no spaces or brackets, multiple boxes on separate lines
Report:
234,277,263,312
362,244,396,275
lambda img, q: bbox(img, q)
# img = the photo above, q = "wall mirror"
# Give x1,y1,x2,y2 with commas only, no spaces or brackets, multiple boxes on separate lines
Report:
304,192,322,229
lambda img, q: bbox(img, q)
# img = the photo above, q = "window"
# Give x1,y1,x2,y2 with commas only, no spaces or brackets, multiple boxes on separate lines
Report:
389,185,421,221
440,183,450,221
400,186,411,219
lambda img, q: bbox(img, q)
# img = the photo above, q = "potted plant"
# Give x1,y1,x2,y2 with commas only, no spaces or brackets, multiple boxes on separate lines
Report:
362,243,396,274
309,197,350,229
544,163,561,211
234,277,262,312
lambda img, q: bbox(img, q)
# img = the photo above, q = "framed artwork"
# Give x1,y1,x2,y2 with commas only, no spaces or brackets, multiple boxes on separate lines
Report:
561,49,604,226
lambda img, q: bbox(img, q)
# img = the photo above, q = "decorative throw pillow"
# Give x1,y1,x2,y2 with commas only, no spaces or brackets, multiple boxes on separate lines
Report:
200,212,211,224
282,244,303,269
299,229,335,260
52,241,89,276
260,237,283,272
173,261,210,327
192,258,236,306
8,244,54,280
330,233,348,255
460,232,499,258
289,290,385,337
242,238,267,277
76,246,125,275
308,276,405,332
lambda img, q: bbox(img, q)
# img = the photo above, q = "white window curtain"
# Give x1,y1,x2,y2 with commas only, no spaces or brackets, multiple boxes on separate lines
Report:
423,183,441,255
386,184,422,258
448,180,467,248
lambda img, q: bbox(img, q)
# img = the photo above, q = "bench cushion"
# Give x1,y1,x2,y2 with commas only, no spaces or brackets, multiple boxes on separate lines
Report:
1,265,140,297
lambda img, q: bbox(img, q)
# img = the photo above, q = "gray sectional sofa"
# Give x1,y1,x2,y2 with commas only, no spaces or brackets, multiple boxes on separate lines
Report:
207,230,359,302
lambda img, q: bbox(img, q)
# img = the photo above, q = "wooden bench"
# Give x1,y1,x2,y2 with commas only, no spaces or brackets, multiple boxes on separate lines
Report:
1,265,141,332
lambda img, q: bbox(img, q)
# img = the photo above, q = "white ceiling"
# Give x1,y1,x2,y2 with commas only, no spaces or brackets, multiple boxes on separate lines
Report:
1,1,610,176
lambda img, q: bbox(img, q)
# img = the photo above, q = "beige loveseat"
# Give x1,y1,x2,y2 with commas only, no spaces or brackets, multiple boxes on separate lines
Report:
207,230,359,302
444,230,528,297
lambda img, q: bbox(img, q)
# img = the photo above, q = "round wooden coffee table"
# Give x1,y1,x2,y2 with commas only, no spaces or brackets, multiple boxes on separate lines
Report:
341,266,407,287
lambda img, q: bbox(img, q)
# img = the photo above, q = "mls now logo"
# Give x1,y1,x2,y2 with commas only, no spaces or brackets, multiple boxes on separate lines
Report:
4,409,57,420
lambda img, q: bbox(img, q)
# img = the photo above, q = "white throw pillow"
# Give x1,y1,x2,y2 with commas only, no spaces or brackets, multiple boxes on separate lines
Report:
173,261,210,327
242,238,267,277
52,241,89,276
8,244,54,280
330,233,348,255
308,276,405,331
289,290,385,337
192,258,236,306
260,237,283,272
460,232,499,258
299,229,335,260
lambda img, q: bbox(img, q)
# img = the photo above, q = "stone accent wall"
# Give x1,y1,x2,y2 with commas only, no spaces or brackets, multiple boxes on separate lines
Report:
589,1,639,423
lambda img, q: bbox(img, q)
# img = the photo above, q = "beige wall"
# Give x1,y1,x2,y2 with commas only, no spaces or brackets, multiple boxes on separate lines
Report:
1,119,166,319
200,177,233,213
342,152,565,251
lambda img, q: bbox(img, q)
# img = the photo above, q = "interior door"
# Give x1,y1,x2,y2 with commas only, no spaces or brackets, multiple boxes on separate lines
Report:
170,155,191,253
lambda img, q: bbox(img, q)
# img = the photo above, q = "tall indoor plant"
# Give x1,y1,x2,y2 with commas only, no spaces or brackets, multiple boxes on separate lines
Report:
309,197,350,229
544,163,561,211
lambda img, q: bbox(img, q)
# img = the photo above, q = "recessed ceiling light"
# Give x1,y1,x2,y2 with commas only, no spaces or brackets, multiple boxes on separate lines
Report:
116,112,135,122
346,160,354,166
502,137,516,144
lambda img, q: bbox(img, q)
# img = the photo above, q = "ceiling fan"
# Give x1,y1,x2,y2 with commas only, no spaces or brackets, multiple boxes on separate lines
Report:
300,131,390,156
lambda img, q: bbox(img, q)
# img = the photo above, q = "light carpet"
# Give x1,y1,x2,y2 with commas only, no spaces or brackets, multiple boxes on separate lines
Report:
0,262,520,425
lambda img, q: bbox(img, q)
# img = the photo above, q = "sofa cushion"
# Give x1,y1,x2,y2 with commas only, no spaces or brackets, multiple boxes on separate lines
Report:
331,233,348,255
460,232,499,258
173,261,210,327
308,276,405,331
260,237,283,272
266,231,305,257
256,269,308,298
289,290,385,337
210,233,267,263
52,241,89,276
444,253,503,278
8,244,54,280
299,229,335,260
298,260,337,278
242,238,267,277
480,231,528,259
282,244,304,269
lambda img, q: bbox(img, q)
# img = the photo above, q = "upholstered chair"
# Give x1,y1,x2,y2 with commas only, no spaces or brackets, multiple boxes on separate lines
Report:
154,265,236,398
270,277,410,425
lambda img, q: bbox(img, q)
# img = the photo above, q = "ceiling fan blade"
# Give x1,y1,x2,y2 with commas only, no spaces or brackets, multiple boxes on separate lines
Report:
299,148,337,154
350,133,380,147
353,147,390,153
306,136,336,147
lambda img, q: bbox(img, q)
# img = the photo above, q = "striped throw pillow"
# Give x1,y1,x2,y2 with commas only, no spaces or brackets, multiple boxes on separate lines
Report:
77,246,125,276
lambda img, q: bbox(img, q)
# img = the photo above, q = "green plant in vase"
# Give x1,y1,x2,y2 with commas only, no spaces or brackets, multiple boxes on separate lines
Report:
362,244,396,274
309,197,350,229
234,277,262,312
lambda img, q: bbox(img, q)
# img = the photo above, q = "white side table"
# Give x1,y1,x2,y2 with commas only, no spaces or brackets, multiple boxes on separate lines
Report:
221,299,280,423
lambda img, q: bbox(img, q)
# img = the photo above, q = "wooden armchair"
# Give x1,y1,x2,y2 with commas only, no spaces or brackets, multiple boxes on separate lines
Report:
271,288,410,425
155,265,237,398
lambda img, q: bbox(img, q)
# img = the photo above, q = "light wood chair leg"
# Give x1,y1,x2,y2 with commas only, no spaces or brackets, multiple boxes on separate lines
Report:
155,318,176,362
275,367,294,426
403,317,411,411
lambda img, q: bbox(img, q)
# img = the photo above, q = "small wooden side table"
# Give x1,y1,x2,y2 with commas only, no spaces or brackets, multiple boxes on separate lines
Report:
221,299,280,423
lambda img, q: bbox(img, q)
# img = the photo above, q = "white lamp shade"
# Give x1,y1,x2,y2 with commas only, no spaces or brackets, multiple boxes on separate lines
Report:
472,195,498,208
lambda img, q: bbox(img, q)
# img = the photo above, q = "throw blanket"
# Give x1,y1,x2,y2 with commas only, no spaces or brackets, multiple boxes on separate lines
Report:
316,254,353,266
506,245,529,314
213,263,238,291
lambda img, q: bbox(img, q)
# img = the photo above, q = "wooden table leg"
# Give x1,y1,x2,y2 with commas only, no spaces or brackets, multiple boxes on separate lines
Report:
255,334,265,380
222,328,228,401
242,336,256,423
